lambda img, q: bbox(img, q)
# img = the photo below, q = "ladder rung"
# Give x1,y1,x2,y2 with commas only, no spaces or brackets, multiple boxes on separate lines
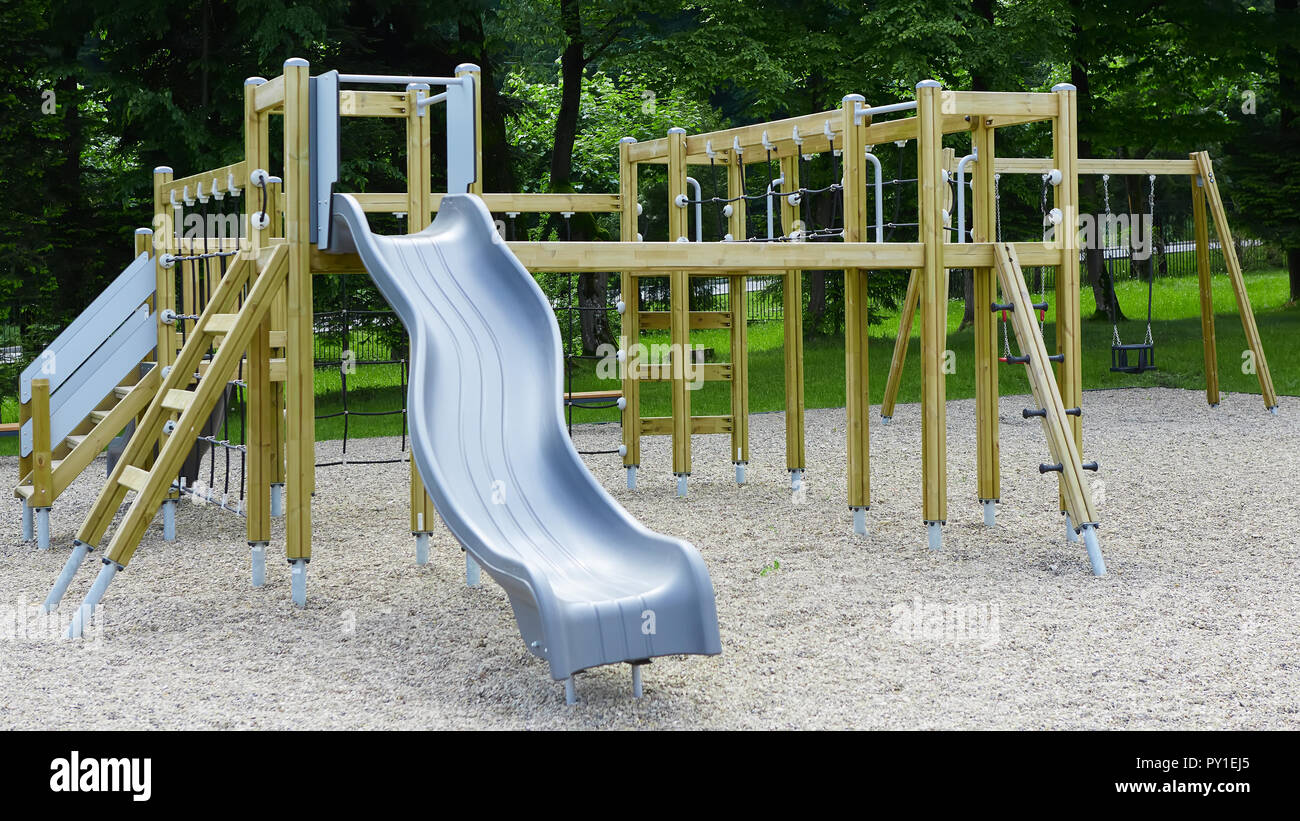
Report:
16,485,33,500
205,313,240,335
161,389,196,412
89,410,111,424
119,465,151,492
112,385,133,398
1047,353,1065,363
64,434,88,448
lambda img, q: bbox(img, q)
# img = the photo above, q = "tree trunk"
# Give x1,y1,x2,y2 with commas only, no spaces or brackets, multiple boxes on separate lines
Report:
457,14,514,194
1289,248,1300,304
958,0,995,332
1071,54,1124,321
1280,0,1299,302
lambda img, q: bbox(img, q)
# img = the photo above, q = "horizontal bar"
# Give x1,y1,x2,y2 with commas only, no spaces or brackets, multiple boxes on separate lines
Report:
348,192,624,215
861,100,917,117
995,157,1199,176
159,161,249,199
339,90,407,118
638,311,731,331
337,73,467,87
640,415,733,436
941,91,1058,119
254,75,284,112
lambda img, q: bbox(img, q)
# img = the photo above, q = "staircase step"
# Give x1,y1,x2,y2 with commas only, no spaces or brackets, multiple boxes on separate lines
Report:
118,465,150,493
161,389,196,413
89,410,111,424
16,485,33,499
112,385,133,398
205,314,240,335
64,434,88,449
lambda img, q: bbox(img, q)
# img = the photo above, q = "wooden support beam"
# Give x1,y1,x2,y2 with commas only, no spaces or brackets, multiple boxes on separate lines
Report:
1194,151,1277,410
1190,169,1220,406
917,82,948,527
340,90,407,118
637,311,731,331
881,269,919,420
619,138,642,470
842,96,870,511
1052,83,1084,509
283,58,314,562
640,416,733,436
971,118,1000,506
254,75,284,112
27,380,53,508
666,127,692,477
995,157,1199,176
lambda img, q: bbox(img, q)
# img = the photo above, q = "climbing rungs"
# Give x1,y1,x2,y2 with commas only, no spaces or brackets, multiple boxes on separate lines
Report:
635,363,732,382
205,313,240,335
118,465,151,492
638,311,732,331
161,389,196,412
640,415,733,436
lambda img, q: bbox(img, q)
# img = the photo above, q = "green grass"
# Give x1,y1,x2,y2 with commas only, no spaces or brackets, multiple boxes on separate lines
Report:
3,270,1295,457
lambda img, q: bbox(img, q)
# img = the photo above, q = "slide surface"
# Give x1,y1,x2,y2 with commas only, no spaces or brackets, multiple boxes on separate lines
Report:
327,193,721,680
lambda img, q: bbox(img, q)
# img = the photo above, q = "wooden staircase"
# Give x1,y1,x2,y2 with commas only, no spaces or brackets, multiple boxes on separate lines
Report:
992,242,1105,576
48,244,289,631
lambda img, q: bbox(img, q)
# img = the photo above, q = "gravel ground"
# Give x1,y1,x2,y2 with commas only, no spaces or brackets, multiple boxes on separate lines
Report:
1,386,1296,730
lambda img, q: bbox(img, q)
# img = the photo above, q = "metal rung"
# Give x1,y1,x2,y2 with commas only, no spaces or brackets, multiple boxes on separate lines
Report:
1082,461,1099,471
1031,301,1048,312
1047,354,1065,363
1065,407,1082,416
205,313,240,335
119,465,151,492
161,389,196,412
1038,463,1063,474
1006,354,1030,365
991,302,1014,312
1022,408,1046,418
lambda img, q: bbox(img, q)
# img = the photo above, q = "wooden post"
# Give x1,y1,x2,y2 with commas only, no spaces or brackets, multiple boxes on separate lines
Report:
971,118,1000,510
152,167,175,372
406,81,439,538
1051,83,1083,473
28,379,53,509
880,269,919,420
666,126,692,483
619,138,642,474
1190,165,1219,406
283,58,314,564
916,81,947,534
244,75,272,546
841,95,870,517
1194,151,1277,410
778,153,803,477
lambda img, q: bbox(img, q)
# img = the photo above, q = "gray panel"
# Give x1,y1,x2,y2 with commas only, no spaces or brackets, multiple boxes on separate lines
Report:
20,253,153,403
326,193,720,680
310,71,340,249
445,79,477,194
21,304,156,457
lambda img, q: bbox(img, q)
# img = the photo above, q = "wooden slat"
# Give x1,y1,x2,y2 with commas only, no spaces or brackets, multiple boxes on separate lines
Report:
160,389,195,412
254,75,285,112
635,362,731,382
995,157,1199,176
118,465,150,493
640,415,733,436
509,240,926,272
565,390,622,400
339,90,407,117
269,331,287,348
942,91,1057,118
158,161,248,200
1190,170,1219,406
638,311,731,331
205,313,240,335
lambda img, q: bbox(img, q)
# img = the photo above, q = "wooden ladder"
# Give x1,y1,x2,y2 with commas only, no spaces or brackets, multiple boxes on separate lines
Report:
992,243,1105,575
48,244,289,628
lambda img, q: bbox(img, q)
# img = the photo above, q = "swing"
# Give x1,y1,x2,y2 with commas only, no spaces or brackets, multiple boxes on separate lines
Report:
1105,174,1157,374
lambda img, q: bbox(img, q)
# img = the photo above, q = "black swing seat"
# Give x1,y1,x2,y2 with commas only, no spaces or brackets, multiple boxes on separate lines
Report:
1111,342,1156,374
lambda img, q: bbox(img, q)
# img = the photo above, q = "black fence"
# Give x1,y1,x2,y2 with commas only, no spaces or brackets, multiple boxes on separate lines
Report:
634,275,785,322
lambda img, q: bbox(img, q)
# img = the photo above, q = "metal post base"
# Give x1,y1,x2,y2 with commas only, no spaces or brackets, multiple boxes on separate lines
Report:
880,415,892,426
67,560,118,638
790,469,803,491
1065,513,1079,543
21,501,33,542
626,466,637,490
162,500,177,542
564,678,578,705
465,552,481,587
44,540,91,613
35,507,51,550
250,543,267,587
631,664,643,699
852,507,867,536
415,532,430,566
1269,406,1279,416
290,559,307,607
926,521,943,552
982,500,996,527
270,483,285,517
676,475,688,497
1081,524,1106,577
735,462,745,485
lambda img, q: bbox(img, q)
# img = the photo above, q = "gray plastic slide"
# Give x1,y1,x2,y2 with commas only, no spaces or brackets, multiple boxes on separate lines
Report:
326,192,721,684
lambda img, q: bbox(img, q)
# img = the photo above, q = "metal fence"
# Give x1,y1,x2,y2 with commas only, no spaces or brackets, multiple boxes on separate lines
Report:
634,275,785,322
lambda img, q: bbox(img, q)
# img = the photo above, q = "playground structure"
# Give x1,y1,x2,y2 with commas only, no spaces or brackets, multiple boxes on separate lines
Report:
14,59,1279,699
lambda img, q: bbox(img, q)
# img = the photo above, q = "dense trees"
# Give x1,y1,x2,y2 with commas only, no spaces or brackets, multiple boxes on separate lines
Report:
2,0,1295,356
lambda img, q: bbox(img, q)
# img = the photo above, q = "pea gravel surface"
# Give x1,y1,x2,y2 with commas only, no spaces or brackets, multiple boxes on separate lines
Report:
2,387,1296,729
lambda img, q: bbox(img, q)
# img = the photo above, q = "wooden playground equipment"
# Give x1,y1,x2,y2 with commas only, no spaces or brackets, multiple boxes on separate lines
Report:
20,59,1282,638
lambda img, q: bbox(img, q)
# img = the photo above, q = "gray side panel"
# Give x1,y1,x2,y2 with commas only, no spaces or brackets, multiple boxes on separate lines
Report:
327,193,720,679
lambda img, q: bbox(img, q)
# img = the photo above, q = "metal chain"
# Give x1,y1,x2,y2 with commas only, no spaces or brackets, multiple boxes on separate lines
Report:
1145,174,1157,345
